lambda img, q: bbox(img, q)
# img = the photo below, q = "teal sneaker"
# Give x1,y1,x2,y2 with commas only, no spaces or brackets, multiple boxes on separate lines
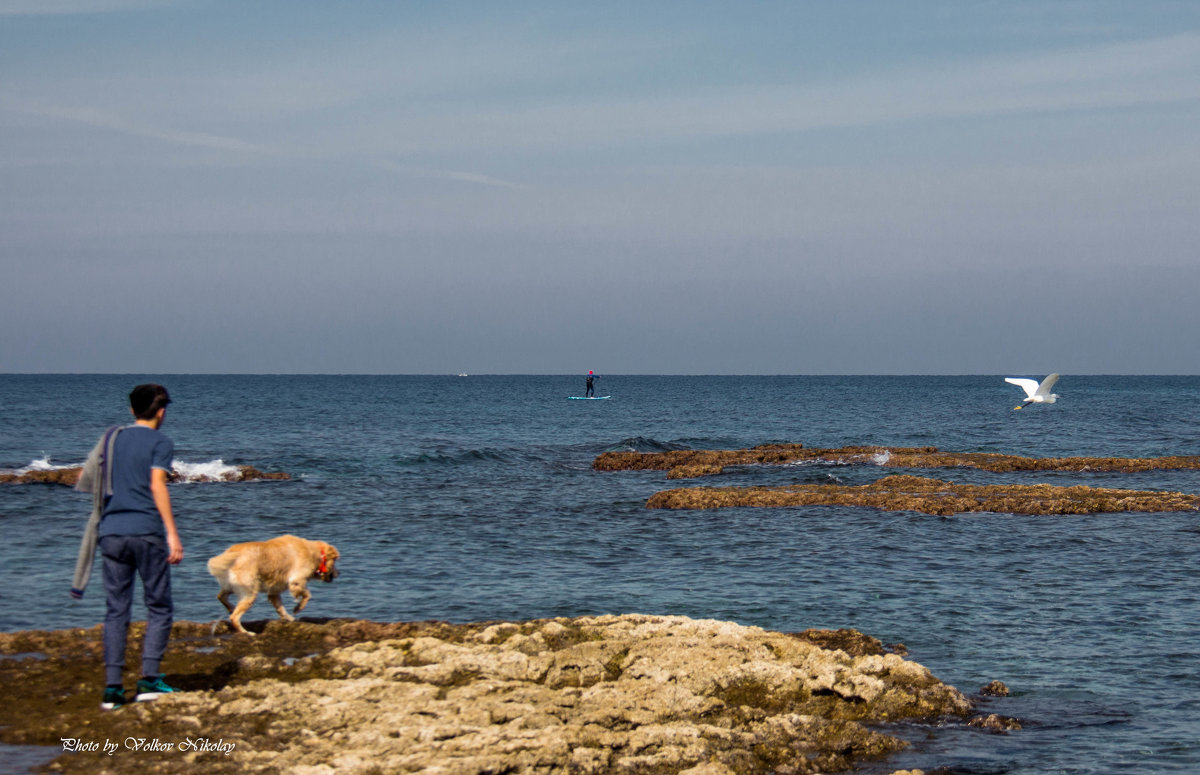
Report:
100,686,126,710
135,675,175,702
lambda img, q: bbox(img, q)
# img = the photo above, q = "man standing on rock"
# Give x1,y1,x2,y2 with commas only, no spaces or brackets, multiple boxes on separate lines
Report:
74,384,184,710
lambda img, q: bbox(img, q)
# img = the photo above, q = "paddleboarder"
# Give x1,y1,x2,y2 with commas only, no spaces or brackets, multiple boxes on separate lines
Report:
585,371,597,398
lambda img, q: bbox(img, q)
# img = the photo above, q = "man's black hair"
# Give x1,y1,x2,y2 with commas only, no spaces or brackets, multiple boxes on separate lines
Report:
130,384,171,420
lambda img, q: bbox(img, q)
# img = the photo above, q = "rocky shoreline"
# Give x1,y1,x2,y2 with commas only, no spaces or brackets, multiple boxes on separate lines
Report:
595,443,1200,515
0,614,1012,774
645,474,1200,515
594,444,1200,479
0,466,290,486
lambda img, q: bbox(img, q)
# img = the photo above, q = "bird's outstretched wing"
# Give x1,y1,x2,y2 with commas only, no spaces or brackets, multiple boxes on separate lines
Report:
1035,373,1060,398
1005,377,1040,400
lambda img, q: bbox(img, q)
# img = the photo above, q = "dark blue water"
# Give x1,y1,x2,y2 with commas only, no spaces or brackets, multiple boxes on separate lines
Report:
2,375,1199,774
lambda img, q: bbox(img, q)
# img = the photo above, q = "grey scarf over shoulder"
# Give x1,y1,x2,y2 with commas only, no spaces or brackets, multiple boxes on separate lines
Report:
70,425,123,599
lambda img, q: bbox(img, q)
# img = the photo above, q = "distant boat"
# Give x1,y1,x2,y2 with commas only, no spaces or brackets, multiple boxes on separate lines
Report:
457,373,468,377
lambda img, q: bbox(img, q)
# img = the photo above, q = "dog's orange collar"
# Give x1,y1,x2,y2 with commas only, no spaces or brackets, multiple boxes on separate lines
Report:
317,549,327,575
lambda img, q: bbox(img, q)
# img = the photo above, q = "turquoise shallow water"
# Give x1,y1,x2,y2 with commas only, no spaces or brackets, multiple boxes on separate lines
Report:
2,374,1199,773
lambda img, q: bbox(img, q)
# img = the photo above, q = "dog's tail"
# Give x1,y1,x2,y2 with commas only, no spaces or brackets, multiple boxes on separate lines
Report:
206,550,237,579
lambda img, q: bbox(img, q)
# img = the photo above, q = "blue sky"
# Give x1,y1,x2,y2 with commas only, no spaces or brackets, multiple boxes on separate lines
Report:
2,1,1198,373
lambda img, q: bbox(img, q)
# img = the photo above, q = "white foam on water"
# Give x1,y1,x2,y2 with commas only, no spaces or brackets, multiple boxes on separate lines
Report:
172,459,241,482
2,456,267,483
872,450,892,465
785,458,850,468
9,456,77,475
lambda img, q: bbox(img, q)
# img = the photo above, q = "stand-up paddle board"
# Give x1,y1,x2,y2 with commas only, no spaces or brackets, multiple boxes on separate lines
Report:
568,396,611,400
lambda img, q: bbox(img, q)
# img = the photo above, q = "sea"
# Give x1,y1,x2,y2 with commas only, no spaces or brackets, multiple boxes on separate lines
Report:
1,374,1198,774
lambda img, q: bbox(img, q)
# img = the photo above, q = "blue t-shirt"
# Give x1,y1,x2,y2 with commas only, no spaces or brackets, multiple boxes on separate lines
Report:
98,425,174,538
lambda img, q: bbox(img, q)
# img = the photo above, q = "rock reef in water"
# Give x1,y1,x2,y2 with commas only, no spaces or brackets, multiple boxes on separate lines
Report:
0,614,981,774
0,467,84,486
168,466,290,484
595,444,814,479
0,465,289,486
645,474,1200,516
594,444,1200,479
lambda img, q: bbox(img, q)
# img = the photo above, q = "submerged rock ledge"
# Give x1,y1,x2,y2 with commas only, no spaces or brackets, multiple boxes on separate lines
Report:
0,614,983,774
646,474,1200,515
594,444,1200,479
0,465,290,486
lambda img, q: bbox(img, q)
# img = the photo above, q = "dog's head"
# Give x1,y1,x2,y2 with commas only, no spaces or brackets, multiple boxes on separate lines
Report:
313,542,340,583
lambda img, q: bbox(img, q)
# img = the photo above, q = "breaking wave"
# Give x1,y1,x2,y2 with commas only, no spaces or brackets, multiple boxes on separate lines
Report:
609,437,695,453
172,459,244,482
2,457,280,483
9,456,74,475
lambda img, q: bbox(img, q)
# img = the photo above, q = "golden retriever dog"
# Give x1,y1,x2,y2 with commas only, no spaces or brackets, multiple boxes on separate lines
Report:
207,535,339,635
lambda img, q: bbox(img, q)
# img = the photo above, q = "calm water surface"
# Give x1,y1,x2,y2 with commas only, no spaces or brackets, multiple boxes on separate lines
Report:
1,374,1198,774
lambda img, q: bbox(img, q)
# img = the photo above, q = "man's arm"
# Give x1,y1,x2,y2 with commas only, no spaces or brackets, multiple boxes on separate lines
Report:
150,468,184,564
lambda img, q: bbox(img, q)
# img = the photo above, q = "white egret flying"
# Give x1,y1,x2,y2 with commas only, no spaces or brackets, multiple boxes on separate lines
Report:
1005,373,1060,410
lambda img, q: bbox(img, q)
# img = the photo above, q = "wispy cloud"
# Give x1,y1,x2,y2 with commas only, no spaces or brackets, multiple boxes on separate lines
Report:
4,18,1198,173
352,32,1200,155
17,104,264,154
0,0,174,15
380,162,525,190
433,170,525,189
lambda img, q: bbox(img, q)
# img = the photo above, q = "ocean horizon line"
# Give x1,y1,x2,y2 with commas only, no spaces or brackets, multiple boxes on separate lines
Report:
4,372,1199,378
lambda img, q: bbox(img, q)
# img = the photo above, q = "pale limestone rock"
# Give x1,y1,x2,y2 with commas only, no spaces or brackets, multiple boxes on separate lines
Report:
150,614,971,773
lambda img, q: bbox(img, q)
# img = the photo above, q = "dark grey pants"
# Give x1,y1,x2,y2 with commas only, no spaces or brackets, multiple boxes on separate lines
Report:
100,534,173,686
